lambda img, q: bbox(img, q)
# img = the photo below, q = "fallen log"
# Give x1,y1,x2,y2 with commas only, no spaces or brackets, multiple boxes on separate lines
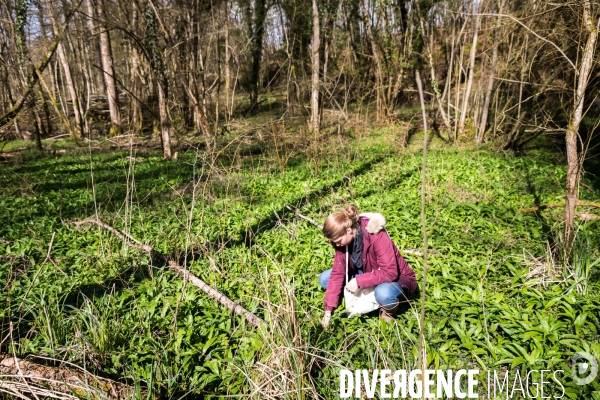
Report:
0,354,134,399
72,218,264,328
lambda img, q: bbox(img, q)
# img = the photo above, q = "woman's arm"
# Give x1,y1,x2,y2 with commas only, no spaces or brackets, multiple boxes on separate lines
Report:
323,247,347,311
355,231,400,289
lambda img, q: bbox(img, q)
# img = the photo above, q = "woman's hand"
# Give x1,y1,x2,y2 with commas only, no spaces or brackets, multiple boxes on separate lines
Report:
345,278,358,292
321,311,332,328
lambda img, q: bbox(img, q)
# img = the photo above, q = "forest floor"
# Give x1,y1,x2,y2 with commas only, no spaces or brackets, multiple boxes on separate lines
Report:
1,115,600,398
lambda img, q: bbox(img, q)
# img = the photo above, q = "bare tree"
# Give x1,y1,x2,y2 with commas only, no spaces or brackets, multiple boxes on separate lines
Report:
458,7,481,136
477,0,502,143
47,0,85,138
144,1,171,159
565,0,599,249
0,0,83,128
310,0,320,131
94,0,122,136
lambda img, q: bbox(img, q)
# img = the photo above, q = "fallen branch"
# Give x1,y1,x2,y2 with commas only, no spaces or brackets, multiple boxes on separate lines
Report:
520,200,600,213
0,354,134,399
72,218,264,328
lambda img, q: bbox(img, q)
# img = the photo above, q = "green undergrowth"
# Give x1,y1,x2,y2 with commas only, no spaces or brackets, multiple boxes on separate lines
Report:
1,129,599,398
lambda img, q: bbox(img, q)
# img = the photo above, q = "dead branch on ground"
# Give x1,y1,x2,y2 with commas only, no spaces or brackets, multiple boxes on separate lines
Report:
72,218,264,328
0,354,135,399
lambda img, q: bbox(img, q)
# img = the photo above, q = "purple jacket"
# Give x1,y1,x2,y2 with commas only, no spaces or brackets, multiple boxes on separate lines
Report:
324,214,417,311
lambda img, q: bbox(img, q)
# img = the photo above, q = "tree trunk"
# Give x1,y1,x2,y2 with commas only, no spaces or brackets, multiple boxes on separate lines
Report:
458,10,481,136
157,77,172,159
47,0,84,139
0,0,82,128
246,0,267,110
85,0,105,95
477,2,502,143
56,42,84,138
565,0,599,250
442,21,456,128
35,0,58,123
310,0,320,132
417,5,452,132
147,0,211,136
129,6,143,132
32,109,45,149
3,77,23,140
225,4,231,120
361,0,387,122
95,0,122,136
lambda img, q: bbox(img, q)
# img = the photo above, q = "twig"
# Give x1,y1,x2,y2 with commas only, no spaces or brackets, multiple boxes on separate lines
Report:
206,255,225,278
416,69,430,375
18,232,56,312
72,218,264,328
285,206,323,229
44,134,71,141
273,210,294,237
473,12,576,71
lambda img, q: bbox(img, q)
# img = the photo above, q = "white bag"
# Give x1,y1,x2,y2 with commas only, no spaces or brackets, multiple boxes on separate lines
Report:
344,246,380,317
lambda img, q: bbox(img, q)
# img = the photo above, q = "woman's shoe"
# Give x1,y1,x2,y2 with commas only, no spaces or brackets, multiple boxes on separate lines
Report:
379,305,399,322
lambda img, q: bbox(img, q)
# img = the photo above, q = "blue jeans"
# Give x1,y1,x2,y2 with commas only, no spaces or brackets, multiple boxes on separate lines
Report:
318,269,404,309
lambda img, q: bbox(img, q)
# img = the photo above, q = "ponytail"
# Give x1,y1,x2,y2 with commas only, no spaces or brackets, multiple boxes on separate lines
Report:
322,205,360,240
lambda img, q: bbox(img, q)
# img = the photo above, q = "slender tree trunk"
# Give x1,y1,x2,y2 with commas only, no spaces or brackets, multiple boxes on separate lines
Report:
2,71,23,140
454,42,465,141
565,0,599,250
35,0,58,109
517,35,528,120
442,19,456,118
37,67,75,135
37,83,52,136
477,2,502,143
225,3,231,120
157,78,171,159
95,0,121,136
417,6,451,132
0,0,82,128
310,0,320,132
415,69,430,380
47,0,84,139
392,5,415,109
85,0,105,94
144,2,171,158
129,6,143,132
362,1,386,122
147,0,211,136
245,0,267,110
56,42,84,138
458,11,481,135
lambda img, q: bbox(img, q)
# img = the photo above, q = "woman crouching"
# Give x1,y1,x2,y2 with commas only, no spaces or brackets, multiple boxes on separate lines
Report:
319,205,417,327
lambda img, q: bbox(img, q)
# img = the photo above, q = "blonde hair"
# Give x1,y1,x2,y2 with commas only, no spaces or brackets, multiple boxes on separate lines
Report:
322,205,360,240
